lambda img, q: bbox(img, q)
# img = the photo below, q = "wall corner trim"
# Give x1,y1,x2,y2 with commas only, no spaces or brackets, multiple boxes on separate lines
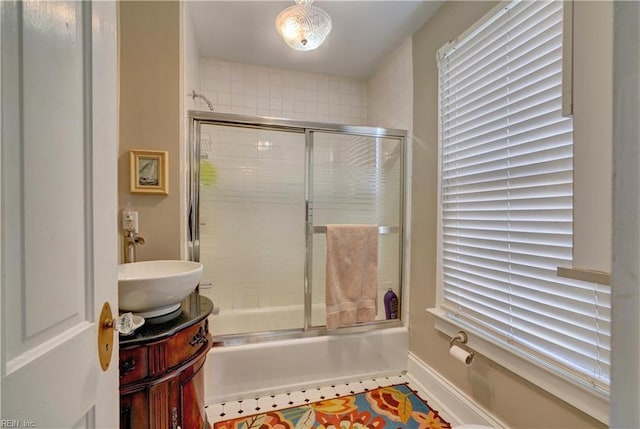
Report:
406,352,509,429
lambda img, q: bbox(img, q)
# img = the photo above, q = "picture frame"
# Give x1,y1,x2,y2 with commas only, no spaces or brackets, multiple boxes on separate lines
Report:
129,149,169,195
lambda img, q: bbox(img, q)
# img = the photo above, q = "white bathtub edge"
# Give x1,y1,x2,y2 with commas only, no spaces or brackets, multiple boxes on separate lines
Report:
406,352,509,429
205,327,408,404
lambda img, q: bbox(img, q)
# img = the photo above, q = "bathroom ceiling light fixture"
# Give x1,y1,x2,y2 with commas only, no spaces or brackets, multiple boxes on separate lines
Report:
276,0,332,51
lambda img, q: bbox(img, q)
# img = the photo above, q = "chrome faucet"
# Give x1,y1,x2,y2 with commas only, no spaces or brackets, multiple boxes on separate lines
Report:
124,230,145,263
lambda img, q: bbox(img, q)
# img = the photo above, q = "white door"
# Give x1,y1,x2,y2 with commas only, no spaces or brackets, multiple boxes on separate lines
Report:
1,1,119,427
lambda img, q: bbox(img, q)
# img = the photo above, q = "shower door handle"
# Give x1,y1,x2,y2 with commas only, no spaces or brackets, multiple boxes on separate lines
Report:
305,201,313,223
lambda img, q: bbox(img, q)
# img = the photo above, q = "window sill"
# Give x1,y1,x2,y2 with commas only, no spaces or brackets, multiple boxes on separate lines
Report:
427,307,609,425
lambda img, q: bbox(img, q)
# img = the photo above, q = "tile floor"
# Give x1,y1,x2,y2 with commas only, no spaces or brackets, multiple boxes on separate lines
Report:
205,373,455,426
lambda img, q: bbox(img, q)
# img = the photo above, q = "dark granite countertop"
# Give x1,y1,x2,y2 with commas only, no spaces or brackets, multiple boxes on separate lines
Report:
119,294,213,348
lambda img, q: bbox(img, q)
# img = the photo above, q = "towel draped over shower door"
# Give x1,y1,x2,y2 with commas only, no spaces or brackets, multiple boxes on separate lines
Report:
325,224,378,330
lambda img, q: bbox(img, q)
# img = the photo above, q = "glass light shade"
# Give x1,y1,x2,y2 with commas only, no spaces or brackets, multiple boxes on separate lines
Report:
276,0,332,51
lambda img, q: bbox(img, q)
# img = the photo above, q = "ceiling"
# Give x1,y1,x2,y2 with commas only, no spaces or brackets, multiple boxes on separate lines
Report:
188,1,445,80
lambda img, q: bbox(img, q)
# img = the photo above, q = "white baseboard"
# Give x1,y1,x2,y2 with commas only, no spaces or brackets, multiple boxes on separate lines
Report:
406,352,508,429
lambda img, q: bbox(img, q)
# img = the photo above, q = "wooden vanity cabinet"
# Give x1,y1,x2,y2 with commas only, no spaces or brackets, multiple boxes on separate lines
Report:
119,295,213,429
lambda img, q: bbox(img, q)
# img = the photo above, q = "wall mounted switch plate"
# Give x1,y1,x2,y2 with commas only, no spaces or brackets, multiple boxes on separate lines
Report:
122,211,138,233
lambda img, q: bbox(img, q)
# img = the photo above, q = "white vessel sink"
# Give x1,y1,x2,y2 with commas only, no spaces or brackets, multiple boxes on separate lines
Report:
118,260,203,318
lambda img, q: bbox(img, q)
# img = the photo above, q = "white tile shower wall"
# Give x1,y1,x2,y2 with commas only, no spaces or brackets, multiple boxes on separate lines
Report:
199,58,367,124
367,37,413,130
366,37,414,324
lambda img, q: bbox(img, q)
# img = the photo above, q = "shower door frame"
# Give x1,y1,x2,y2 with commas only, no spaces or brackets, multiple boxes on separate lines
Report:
188,110,407,344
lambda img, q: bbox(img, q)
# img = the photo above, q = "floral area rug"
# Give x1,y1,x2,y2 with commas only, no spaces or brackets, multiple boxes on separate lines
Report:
214,383,451,429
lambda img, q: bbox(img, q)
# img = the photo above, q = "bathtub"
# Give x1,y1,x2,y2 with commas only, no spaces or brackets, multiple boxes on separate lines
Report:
204,324,408,404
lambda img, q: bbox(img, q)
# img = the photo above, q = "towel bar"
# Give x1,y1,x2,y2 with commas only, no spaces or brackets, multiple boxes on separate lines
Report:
313,226,399,234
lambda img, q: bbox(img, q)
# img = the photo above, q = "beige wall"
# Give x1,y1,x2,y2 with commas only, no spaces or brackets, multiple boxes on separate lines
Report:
572,0,613,274
410,2,606,428
118,1,182,261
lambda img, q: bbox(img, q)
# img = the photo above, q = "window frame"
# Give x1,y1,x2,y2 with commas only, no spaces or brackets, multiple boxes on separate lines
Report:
429,0,608,424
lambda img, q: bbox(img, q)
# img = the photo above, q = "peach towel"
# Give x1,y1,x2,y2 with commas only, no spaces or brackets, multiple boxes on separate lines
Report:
325,224,378,330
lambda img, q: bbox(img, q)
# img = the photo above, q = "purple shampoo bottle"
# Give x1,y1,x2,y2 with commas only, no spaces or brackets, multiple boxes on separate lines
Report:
384,288,398,319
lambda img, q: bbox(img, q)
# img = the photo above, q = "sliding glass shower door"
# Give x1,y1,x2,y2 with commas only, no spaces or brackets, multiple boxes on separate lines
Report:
196,123,307,335
190,112,405,339
308,132,403,327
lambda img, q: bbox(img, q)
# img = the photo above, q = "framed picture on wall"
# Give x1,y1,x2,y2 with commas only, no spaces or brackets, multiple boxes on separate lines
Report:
129,149,169,195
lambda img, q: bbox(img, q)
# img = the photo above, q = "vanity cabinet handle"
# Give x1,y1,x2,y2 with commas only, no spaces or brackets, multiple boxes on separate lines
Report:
120,405,132,429
189,327,207,347
189,320,209,347
120,358,136,378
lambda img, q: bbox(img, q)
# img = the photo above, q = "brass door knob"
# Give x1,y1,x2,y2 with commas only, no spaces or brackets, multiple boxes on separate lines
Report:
98,302,115,371
98,302,136,371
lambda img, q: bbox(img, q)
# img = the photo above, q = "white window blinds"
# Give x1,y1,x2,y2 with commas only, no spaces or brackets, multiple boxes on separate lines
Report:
438,0,610,392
